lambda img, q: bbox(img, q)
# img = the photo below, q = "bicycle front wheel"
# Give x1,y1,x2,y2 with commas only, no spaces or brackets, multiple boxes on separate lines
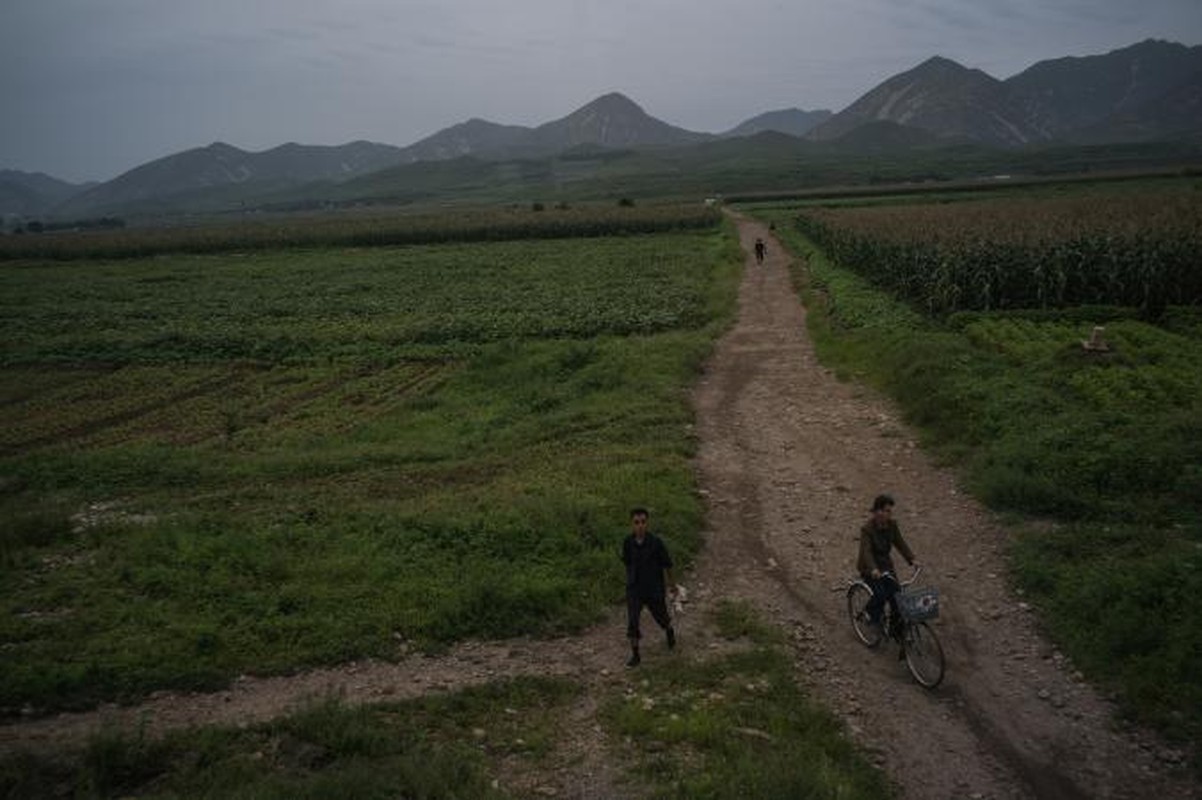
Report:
847,582,882,648
902,621,945,688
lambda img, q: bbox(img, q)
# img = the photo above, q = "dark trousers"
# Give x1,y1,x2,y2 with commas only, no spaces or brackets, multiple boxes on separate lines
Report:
627,592,672,640
866,574,901,625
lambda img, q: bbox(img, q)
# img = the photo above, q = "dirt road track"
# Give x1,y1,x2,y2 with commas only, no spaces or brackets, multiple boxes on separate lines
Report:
689,214,1195,799
2,215,1196,799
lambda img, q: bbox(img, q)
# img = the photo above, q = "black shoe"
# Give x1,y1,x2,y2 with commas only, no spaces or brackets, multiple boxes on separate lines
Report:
666,627,676,650
626,652,641,668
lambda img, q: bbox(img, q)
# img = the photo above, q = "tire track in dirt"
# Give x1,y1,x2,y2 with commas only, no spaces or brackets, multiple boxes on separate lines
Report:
688,214,1195,799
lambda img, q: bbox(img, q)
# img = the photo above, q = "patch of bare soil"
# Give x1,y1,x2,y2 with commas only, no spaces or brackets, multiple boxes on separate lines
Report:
2,216,1197,799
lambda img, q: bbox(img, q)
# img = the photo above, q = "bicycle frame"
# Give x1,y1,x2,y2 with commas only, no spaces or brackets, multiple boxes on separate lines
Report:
843,566,945,688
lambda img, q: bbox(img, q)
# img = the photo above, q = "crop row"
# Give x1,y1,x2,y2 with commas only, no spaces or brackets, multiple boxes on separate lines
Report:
794,185,1202,316
1,232,722,365
1,362,450,454
0,204,720,261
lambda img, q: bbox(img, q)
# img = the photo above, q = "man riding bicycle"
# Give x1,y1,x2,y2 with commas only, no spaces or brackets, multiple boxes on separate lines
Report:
857,494,919,635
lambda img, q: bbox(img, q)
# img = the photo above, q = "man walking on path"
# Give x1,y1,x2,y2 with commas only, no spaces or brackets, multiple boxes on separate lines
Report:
621,507,678,667
754,237,766,264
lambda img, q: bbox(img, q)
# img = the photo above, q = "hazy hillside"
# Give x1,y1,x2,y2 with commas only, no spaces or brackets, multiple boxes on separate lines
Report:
397,118,534,162
54,140,407,218
807,56,1038,146
1007,39,1202,140
25,39,1202,220
722,108,833,138
810,39,1202,147
1090,74,1202,142
0,170,92,218
822,120,946,152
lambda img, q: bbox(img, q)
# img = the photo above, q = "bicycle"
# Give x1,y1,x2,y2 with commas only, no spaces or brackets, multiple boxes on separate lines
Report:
844,566,945,688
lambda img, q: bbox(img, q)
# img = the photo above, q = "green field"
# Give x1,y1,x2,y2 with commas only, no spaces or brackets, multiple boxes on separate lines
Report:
752,180,1202,761
0,219,742,712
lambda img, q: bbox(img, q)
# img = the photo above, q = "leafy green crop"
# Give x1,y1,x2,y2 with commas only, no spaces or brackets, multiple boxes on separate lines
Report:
2,235,722,366
0,224,743,712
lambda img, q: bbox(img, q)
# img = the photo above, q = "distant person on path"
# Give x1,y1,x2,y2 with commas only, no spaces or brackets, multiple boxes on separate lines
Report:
621,507,678,667
754,237,766,264
857,494,919,632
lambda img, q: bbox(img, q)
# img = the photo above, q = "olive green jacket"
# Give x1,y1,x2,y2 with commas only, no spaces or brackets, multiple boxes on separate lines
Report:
857,519,915,578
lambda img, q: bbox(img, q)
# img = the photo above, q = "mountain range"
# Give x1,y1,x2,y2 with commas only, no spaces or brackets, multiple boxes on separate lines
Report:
807,39,1202,146
5,38,1200,220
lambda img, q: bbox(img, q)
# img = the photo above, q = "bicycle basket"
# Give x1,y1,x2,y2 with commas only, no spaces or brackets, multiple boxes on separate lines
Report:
897,586,940,621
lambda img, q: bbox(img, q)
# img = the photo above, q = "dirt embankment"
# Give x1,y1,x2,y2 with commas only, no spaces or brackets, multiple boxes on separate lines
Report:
2,216,1196,799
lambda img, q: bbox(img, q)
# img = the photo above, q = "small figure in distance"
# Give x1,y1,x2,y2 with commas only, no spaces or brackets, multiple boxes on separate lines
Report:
754,237,766,265
621,507,678,667
857,494,919,640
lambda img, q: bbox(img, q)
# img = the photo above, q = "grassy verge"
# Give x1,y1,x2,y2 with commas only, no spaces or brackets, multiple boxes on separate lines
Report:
599,600,893,799
1,226,743,713
0,677,576,799
755,206,1202,766
1,603,892,799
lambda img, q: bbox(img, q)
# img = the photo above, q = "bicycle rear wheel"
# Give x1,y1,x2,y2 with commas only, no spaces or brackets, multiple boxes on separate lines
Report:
847,582,882,648
902,621,945,688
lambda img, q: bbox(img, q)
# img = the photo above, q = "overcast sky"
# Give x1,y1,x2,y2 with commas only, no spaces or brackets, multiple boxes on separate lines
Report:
3,0,1200,183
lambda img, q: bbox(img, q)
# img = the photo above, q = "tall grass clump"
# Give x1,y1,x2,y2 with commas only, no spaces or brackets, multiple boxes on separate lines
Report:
601,605,893,799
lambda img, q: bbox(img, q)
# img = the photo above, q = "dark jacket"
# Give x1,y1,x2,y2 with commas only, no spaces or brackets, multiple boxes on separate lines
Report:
621,533,673,598
857,519,915,578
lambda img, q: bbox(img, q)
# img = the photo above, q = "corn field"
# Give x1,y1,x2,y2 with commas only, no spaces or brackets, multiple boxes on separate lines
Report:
0,204,720,261
795,185,1202,316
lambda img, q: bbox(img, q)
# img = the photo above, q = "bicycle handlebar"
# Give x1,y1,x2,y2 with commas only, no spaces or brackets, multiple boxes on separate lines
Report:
835,564,924,592
882,565,923,587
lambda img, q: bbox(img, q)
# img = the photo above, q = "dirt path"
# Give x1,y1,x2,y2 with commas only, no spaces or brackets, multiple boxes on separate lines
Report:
690,215,1195,799
2,216,1196,798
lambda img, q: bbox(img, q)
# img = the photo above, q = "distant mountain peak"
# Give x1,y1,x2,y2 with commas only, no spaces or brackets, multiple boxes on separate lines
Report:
533,92,708,150
585,92,645,112
917,55,963,69
564,92,653,124
918,55,956,69
808,53,1023,145
907,55,993,82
